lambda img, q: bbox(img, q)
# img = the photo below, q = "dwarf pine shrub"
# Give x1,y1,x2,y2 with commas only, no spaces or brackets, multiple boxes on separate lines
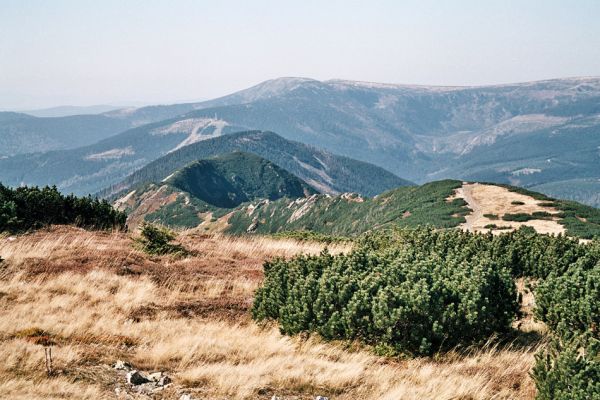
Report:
253,228,519,356
532,252,600,399
135,223,187,256
532,336,600,400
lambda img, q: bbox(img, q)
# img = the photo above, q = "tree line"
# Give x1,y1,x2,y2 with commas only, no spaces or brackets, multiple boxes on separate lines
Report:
0,183,126,233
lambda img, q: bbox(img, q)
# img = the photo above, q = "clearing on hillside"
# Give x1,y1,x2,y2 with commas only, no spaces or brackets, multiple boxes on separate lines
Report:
449,182,566,235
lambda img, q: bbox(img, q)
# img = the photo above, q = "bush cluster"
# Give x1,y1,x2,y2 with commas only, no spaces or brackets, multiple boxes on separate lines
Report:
532,243,600,399
253,225,600,398
253,228,519,356
135,223,187,256
0,183,126,232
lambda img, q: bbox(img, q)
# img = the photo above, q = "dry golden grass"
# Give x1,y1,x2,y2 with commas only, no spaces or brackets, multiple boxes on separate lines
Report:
450,182,565,235
0,226,539,399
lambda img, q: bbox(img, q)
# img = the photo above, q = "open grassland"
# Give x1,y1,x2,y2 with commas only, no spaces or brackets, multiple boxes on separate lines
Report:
0,226,538,399
448,182,565,235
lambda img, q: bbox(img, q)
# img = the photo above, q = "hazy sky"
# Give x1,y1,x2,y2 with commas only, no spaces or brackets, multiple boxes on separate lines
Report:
1,0,599,109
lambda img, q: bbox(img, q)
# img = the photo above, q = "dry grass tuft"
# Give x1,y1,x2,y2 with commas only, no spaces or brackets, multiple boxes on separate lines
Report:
0,226,538,399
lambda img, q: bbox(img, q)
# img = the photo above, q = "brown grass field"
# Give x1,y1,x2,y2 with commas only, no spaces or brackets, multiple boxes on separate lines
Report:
449,182,565,235
0,226,540,399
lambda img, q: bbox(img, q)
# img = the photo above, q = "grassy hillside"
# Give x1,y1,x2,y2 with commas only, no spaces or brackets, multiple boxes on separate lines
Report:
104,130,412,198
0,226,537,399
226,180,469,235
122,170,600,240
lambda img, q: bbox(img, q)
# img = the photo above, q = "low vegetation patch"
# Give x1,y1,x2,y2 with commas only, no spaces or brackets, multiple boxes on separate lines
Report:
502,212,551,222
134,223,188,256
484,213,499,220
484,224,512,230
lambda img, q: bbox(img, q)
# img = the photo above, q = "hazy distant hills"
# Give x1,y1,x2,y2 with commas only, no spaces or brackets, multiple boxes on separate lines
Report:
0,111,133,156
117,76,600,205
0,117,246,195
1,76,599,206
187,77,600,181
21,104,124,118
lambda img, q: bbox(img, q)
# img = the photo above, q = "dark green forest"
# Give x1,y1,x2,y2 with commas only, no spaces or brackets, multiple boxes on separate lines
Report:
0,183,126,233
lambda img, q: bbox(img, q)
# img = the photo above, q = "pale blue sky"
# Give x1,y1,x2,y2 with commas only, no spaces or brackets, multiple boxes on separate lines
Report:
1,0,599,109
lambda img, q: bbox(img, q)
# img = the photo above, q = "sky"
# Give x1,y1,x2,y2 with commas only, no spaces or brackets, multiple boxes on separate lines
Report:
1,0,599,110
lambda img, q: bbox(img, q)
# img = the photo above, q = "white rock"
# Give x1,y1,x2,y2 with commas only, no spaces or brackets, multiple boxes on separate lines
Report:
113,360,132,370
157,375,171,386
126,370,149,385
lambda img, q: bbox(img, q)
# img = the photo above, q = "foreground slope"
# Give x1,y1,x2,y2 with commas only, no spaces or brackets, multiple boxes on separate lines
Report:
0,226,537,399
105,130,412,198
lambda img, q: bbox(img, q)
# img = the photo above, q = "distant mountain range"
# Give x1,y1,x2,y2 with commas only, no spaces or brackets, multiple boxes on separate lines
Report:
20,104,125,118
0,76,599,206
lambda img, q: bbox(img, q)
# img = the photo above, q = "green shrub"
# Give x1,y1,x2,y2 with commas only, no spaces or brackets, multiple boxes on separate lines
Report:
532,244,600,399
135,223,187,256
270,230,350,244
532,336,599,400
532,211,552,219
534,258,600,339
538,202,556,207
511,200,525,205
484,224,511,230
253,228,518,356
483,213,499,220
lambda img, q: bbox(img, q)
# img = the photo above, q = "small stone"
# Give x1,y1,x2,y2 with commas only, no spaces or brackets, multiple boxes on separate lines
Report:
158,375,171,386
126,370,149,385
147,372,163,382
315,397,329,400
113,360,132,370
271,396,281,400
180,395,193,400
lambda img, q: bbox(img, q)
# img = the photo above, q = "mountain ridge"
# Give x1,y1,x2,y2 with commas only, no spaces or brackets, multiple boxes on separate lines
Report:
103,130,412,199
1,76,599,206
